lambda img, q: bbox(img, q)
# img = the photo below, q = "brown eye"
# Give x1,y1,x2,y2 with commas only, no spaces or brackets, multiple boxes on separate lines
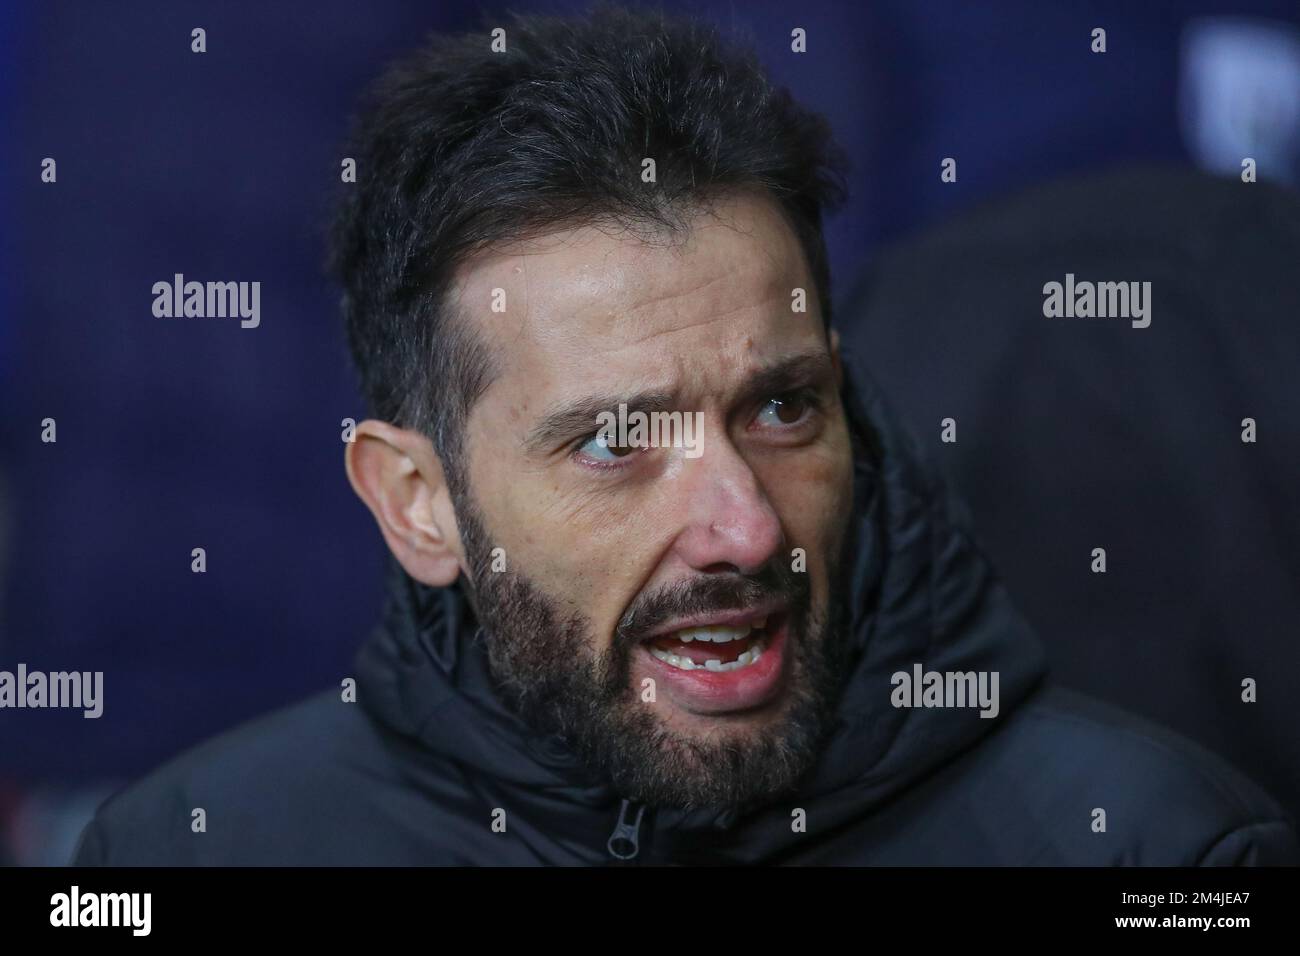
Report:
760,395,808,426
577,432,638,461
595,432,637,457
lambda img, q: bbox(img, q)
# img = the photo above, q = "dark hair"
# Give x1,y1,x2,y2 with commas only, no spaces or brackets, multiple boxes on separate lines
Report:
331,4,848,482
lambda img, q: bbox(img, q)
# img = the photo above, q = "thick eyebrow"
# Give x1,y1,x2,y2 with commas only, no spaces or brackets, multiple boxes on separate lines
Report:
733,349,836,410
521,348,835,456
524,390,676,455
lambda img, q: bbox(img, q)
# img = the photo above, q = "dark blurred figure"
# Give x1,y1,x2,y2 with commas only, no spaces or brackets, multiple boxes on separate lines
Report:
844,166,1300,822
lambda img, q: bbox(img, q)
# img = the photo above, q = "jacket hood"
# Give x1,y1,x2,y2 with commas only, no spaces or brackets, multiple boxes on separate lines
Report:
354,350,1048,863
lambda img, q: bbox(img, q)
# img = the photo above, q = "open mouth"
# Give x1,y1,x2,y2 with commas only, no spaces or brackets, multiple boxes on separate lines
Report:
645,618,772,672
636,607,790,714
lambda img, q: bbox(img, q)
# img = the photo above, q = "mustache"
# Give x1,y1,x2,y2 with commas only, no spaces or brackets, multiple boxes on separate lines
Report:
613,560,810,649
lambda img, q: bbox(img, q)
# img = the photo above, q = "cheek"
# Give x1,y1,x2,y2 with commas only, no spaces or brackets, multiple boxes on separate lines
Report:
757,430,854,592
469,469,656,647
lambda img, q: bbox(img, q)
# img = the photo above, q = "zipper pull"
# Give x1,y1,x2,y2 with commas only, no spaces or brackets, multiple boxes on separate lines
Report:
606,799,645,861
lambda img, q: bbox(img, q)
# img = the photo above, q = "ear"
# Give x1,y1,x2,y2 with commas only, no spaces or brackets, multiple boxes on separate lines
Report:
344,420,465,587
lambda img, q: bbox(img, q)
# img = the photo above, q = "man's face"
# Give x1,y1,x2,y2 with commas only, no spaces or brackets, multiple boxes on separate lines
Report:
450,192,856,808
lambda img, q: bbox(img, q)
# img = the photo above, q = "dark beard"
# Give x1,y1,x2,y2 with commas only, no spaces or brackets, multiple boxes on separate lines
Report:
453,490,851,811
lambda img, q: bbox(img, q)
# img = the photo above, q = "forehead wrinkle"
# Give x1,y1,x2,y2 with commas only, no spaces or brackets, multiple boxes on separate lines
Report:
600,261,800,349
475,201,807,350
465,198,816,413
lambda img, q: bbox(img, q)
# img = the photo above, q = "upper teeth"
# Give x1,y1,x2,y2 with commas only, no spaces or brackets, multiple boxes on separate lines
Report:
648,636,768,672
673,618,766,643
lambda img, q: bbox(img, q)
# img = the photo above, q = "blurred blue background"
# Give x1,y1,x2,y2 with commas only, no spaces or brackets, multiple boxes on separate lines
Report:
3,0,1299,865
